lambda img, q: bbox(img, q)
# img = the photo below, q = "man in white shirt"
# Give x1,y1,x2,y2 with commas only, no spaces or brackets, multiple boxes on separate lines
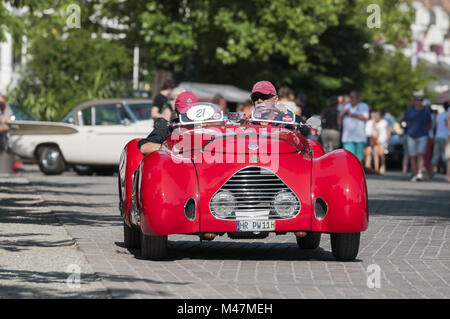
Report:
338,90,369,162
431,102,449,181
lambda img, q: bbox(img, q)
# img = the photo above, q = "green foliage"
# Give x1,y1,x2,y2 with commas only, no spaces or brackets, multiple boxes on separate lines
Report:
360,47,434,116
3,0,433,119
7,1,131,121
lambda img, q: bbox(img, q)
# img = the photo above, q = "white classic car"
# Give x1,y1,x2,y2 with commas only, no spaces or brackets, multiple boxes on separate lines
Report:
9,99,154,175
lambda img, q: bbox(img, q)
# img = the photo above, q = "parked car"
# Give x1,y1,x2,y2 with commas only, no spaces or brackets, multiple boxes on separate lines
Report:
119,102,369,261
9,104,40,121
9,99,154,175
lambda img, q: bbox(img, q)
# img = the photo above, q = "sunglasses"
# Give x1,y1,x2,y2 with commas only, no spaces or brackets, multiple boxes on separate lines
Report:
251,92,275,102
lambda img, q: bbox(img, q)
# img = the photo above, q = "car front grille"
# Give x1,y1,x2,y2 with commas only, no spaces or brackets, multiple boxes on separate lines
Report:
209,166,300,220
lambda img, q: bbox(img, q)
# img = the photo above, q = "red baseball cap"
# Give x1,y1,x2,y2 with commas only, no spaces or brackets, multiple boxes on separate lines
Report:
251,81,277,96
175,91,198,114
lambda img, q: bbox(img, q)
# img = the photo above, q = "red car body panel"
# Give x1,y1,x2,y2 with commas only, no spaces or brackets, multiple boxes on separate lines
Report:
119,125,368,236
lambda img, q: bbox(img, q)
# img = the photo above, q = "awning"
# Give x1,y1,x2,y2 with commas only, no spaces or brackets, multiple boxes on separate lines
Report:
177,82,251,103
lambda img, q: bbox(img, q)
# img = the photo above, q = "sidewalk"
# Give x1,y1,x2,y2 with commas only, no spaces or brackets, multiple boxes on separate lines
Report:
0,174,109,298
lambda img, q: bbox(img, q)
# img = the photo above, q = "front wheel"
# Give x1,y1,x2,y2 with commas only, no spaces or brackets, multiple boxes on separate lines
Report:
37,145,66,175
330,232,360,261
141,233,168,260
296,232,321,249
123,222,140,248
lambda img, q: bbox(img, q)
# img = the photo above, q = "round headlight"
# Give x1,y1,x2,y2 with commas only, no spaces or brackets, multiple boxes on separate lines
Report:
273,191,299,217
210,191,236,218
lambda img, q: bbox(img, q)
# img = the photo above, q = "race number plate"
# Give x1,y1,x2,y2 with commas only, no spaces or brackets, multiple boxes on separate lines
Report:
236,220,275,232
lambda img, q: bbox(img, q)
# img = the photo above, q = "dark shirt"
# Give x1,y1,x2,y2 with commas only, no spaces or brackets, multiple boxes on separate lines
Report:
137,118,175,149
405,107,431,138
152,94,172,114
321,107,339,130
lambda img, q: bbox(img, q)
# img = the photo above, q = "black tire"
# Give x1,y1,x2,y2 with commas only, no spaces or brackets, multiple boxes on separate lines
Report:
37,145,66,175
123,222,141,248
94,167,117,176
141,232,168,260
330,232,360,261
296,232,321,249
73,165,94,176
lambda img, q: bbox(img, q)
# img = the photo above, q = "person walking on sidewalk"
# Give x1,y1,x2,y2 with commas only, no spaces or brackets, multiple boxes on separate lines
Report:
431,101,449,180
404,93,432,182
338,90,369,163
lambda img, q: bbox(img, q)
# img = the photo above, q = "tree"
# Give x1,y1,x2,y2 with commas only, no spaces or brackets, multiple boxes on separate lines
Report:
6,1,132,121
138,0,346,95
360,47,434,116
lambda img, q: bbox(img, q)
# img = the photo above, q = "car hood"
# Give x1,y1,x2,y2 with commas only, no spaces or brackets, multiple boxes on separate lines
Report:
163,125,311,157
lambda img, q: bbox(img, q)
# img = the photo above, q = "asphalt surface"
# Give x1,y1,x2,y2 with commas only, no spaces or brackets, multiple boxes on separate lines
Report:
0,165,449,299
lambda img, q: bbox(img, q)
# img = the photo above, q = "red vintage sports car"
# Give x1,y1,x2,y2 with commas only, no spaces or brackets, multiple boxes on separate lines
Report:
118,102,368,261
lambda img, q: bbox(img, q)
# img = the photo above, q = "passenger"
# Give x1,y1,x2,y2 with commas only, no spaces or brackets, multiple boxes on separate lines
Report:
138,91,198,156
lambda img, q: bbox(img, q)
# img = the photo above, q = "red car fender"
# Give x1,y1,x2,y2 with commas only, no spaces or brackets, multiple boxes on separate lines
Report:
311,149,369,233
308,139,325,158
119,139,143,226
139,151,200,236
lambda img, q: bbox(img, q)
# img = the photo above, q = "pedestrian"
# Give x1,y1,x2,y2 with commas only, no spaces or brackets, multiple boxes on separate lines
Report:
320,96,341,153
295,93,311,121
364,110,377,172
445,107,450,182
372,111,390,174
423,99,436,179
404,92,432,182
431,101,449,180
151,79,175,121
212,94,226,112
383,108,396,130
239,99,253,118
0,94,12,153
278,86,297,114
338,90,370,163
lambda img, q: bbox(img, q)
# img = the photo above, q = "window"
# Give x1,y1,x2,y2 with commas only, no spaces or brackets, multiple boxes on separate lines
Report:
128,103,152,120
93,104,130,125
81,107,93,125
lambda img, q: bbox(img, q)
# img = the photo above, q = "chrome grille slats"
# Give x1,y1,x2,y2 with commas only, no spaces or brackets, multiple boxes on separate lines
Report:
209,166,300,220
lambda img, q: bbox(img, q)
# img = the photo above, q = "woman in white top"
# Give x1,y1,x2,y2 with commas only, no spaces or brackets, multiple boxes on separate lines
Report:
373,112,390,174
365,111,390,174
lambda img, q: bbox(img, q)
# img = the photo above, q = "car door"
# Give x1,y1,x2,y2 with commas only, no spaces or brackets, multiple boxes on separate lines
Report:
84,103,139,165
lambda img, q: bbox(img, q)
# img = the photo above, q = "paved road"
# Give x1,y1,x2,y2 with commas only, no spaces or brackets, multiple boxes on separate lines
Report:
2,165,450,298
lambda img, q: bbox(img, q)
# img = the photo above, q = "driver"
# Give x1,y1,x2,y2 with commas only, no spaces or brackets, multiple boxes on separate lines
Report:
138,91,199,156
250,81,308,135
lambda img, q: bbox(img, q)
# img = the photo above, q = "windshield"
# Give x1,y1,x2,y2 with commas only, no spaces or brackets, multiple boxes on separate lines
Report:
251,102,295,125
128,102,152,120
9,104,39,121
179,102,224,125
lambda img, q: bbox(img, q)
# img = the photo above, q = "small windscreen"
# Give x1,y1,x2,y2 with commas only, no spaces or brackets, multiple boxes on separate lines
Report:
251,102,295,124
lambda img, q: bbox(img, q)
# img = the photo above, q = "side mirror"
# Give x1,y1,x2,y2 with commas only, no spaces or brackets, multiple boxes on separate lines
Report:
306,117,321,129
121,118,131,126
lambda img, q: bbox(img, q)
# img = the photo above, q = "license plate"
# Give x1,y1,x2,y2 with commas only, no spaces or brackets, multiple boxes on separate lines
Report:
236,220,275,231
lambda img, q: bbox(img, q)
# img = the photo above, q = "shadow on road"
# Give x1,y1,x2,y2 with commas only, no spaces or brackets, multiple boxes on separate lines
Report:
117,240,362,263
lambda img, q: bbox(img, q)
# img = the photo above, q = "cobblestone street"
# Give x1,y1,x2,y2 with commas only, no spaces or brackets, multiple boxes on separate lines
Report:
1,166,449,299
